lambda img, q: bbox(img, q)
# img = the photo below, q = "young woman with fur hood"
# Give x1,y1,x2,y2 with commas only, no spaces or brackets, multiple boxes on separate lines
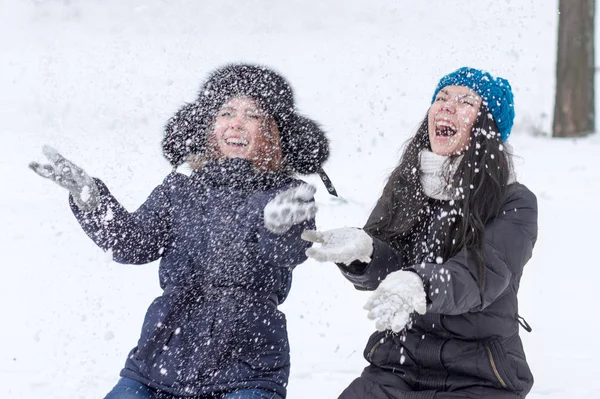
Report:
30,64,331,399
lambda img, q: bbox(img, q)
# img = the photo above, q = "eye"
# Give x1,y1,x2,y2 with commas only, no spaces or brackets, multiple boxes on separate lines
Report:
247,114,260,120
462,99,474,106
219,111,232,117
435,96,446,102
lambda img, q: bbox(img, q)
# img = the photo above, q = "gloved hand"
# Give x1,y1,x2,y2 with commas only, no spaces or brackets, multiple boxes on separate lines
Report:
263,184,317,234
29,145,100,212
301,227,373,265
364,270,427,333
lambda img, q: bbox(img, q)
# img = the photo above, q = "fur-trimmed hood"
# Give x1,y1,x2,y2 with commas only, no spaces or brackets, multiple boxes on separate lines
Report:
162,64,330,177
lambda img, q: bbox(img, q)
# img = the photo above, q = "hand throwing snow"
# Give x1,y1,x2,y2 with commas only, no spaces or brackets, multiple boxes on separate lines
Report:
264,184,317,234
364,270,427,333
29,145,100,212
301,227,373,265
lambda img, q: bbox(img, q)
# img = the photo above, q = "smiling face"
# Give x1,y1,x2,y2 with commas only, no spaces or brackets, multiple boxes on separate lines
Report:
212,96,282,171
428,85,482,156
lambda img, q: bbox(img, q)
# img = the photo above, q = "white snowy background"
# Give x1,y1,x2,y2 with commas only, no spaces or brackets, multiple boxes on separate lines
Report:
1,0,599,398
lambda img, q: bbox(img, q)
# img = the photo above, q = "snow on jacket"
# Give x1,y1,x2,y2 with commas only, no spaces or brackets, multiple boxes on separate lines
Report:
70,158,314,398
339,183,537,399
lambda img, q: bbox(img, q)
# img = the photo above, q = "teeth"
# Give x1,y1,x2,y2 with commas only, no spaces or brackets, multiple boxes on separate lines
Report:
435,120,456,130
435,120,457,137
225,137,248,146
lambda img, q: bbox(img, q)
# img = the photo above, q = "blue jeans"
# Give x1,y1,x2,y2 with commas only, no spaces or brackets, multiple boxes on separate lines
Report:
104,377,284,399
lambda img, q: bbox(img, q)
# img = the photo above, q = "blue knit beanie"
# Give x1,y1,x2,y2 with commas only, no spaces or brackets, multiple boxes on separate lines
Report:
431,67,515,141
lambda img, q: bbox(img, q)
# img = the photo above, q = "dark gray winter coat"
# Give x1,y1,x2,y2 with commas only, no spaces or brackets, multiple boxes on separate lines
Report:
338,183,537,399
70,158,314,398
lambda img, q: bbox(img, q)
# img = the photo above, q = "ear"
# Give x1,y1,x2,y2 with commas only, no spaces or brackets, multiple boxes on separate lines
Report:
281,114,329,174
162,101,209,166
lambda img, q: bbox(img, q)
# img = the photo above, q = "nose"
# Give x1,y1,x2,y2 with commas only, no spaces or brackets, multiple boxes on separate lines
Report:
229,114,245,130
441,100,456,113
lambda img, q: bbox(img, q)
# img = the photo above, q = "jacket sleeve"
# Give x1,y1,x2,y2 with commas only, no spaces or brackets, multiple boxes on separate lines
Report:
258,218,315,268
409,185,538,315
70,177,173,265
337,236,404,290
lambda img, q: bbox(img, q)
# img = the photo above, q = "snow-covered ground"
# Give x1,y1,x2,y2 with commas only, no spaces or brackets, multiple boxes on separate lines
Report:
2,1,599,397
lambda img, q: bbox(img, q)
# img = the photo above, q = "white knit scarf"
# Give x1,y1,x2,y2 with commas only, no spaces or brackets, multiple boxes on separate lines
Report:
419,149,516,201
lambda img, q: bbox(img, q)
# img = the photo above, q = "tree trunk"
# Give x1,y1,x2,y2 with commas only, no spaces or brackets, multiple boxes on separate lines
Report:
553,0,595,137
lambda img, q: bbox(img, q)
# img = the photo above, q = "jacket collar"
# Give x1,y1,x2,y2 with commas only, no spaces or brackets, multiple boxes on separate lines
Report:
193,158,292,192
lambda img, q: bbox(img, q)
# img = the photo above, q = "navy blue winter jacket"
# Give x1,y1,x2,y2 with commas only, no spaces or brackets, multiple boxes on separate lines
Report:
70,158,314,398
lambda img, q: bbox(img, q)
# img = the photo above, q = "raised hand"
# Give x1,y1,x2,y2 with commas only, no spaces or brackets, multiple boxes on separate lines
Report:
29,145,100,212
263,184,317,234
301,227,373,265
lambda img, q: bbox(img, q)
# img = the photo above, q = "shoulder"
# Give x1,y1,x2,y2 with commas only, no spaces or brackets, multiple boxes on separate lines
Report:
162,171,190,184
494,183,538,242
502,183,537,212
250,177,310,206
260,176,307,195
148,172,194,198
283,177,308,189
270,177,311,196
157,172,193,190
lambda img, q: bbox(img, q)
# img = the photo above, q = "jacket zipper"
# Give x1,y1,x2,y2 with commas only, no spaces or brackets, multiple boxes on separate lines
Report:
485,345,507,388
367,336,386,362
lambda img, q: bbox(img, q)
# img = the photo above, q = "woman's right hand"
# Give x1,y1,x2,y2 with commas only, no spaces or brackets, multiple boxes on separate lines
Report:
301,227,374,265
29,145,100,212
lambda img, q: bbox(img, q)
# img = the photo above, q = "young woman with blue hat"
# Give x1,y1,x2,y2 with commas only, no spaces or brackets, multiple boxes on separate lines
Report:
30,64,332,399
304,67,537,398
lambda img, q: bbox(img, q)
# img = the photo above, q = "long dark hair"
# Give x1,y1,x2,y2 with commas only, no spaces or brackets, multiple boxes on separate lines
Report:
365,104,513,286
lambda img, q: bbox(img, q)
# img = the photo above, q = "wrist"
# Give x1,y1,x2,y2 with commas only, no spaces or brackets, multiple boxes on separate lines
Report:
71,181,100,212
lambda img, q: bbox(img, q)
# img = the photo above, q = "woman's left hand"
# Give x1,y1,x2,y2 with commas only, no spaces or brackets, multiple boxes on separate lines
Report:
364,270,428,333
263,184,317,234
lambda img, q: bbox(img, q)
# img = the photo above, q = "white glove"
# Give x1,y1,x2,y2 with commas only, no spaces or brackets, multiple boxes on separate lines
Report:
264,184,317,234
29,145,100,212
364,270,427,333
301,227,373,265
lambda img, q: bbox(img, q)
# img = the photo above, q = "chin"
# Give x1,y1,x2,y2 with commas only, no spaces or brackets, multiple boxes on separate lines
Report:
431,146,449,156
220,149,250,159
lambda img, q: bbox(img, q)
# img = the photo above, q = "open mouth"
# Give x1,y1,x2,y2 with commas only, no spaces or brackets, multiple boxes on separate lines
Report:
224,137,249,147
435,120,457,137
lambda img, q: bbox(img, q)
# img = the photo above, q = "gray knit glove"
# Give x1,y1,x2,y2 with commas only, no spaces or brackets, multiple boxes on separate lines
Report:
29,145,100,212
264,184,317,234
